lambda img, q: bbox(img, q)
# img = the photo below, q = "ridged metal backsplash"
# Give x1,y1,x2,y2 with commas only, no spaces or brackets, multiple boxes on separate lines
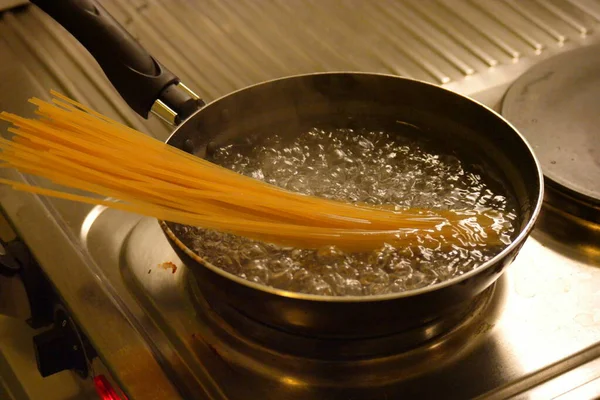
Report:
1,0,599,139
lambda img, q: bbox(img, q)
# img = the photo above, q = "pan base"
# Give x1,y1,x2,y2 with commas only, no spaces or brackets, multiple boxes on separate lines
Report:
186,274,500,360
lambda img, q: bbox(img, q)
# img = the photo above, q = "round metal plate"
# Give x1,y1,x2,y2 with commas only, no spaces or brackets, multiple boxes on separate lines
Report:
502,44,600,205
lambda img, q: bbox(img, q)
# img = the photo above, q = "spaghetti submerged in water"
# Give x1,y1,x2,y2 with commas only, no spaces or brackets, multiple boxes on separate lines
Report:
0,92,505,252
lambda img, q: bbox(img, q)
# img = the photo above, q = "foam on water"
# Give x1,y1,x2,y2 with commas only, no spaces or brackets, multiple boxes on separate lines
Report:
174,128,518,296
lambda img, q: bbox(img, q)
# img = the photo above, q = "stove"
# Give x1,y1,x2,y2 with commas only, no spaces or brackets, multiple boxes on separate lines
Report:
75,83,600,398
1,1,600,399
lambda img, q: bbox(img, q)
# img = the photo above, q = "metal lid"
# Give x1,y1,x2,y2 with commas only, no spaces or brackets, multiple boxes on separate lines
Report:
502,44,600,206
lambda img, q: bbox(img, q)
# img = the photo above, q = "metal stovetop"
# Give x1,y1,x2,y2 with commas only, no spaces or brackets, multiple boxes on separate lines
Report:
1,1,600,399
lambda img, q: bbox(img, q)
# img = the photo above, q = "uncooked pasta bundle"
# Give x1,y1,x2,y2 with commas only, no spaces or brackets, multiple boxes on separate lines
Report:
0,92,502,251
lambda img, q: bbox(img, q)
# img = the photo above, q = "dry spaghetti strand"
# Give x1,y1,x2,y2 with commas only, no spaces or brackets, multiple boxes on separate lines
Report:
0,92,504,251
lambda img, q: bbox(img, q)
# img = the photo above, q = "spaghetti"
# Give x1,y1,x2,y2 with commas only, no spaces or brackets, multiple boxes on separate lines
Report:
0,92,504,251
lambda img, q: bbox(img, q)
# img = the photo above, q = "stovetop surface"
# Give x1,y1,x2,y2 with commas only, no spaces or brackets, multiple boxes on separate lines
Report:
79,200,600,399
1,1,600,399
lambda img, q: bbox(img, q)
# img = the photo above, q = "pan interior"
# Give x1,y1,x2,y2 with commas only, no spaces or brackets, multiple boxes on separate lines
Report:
166,74,540,297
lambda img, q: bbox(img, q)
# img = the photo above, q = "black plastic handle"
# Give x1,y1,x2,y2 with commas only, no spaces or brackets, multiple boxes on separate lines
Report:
30,0,201,122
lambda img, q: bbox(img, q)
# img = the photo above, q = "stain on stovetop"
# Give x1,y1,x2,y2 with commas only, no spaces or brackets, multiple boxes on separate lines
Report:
519,70,555,96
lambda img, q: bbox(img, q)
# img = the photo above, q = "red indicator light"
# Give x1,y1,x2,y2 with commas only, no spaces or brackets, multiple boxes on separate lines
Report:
94,375,128,400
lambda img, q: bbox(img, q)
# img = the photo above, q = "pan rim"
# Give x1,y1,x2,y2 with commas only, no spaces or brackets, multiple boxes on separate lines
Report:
160,71,545,303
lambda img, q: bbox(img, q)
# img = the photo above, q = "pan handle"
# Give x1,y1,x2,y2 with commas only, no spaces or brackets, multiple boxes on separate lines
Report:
29,0,203,125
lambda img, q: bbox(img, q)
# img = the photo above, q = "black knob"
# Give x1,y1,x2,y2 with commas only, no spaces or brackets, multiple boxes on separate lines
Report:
0,236,55,328
32,309,89,378
0,241,22,276
33,326,79,377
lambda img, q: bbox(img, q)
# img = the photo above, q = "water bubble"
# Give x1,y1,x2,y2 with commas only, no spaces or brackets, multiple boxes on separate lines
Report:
269,269,293,289
333,149,347,161
335,263,360,279
358,138,374,150
316,245,344,263
246,259,270,284
405,271,426,289
306,277,333,296
251,170,265,180
343,279,364,296
388,259,413,274
369,283,390,295
323,272,346,295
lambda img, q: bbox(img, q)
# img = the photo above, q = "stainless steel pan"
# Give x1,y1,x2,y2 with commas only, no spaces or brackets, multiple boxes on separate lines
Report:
30,0,543,340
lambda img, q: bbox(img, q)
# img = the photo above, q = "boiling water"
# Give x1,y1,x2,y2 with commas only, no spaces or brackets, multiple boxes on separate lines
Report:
174,128,518,296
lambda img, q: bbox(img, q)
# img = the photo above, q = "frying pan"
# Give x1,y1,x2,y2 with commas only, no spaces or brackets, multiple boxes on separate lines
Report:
30,0,543,340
